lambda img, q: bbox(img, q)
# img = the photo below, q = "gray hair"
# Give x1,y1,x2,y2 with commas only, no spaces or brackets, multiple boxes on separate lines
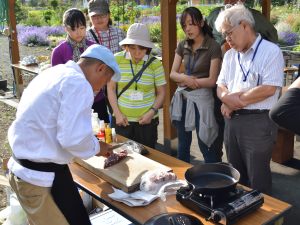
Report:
215,3,255,33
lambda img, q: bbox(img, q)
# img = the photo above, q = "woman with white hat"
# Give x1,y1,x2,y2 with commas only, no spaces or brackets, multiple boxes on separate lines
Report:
107,23,166,148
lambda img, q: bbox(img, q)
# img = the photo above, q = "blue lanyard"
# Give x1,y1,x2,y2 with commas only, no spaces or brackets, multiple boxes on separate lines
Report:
130,60,145,90
238,37,263,82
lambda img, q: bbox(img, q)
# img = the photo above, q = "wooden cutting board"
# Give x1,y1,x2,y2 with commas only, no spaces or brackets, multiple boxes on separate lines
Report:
74,150,172,193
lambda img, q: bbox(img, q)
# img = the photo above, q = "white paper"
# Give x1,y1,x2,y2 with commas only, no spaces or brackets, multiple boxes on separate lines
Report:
108,187,158,207
90,209,133,225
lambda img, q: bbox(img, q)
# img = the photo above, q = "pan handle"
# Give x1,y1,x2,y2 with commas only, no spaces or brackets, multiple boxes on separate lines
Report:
181,185,195,199
216,162,233,167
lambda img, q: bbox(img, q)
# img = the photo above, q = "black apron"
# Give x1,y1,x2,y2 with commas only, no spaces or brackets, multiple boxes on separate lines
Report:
13,155,91,225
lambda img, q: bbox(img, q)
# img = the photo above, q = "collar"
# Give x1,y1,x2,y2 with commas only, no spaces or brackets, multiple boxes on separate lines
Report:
125,51,149,62
242,34,262,55
183,34,211,51
65,60,85,78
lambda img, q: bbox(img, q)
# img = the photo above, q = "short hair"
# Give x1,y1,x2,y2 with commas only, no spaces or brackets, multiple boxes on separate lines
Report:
63,8,86,31
215,3,255,33
79,57,104,66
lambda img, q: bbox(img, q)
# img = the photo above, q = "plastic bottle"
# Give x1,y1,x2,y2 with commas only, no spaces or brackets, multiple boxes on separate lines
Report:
105,124,112,143
111,128,117,143
98,120,106,142
91,112,100,135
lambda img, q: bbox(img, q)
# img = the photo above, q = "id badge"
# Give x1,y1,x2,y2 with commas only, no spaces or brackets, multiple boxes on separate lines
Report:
129,90,144,101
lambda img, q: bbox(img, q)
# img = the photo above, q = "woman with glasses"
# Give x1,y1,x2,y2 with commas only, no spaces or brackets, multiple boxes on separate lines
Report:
170,7,223,163
107,23,166,148
86,0,126,123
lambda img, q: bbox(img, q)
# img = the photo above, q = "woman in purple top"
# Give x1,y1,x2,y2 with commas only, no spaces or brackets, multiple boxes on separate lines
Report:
51,8,109,122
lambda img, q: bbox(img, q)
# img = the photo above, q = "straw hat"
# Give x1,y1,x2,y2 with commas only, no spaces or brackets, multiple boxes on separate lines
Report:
119,23,155,49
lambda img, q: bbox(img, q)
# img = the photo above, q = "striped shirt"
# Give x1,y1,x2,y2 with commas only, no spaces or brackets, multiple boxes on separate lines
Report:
217,35,284,110
115,51,166,121
86,26,125,54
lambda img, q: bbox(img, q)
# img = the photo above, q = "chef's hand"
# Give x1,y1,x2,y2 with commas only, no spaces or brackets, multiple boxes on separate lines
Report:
96,141,113,157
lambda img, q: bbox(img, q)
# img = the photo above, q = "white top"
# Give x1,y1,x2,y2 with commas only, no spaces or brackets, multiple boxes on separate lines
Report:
8,61,100,187
217,35,284,110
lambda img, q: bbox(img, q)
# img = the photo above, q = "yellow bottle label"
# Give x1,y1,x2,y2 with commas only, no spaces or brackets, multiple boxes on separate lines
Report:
105,127,112,143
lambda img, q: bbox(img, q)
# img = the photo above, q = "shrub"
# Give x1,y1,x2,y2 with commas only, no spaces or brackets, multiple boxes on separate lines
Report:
278,31,299,46
149,23,161,45
275,21,292,33
139,16,161,24
292,45,300,51
292,18,300,33
177,23,186,42
43,10,53,24
15,0,29,24
17,25,65,46
23,11,45,26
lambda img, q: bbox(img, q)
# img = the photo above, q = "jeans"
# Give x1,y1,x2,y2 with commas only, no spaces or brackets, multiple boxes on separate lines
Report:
174,100,223,163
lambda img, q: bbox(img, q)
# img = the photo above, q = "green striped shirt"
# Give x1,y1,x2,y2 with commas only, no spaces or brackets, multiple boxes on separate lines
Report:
115,51,166,122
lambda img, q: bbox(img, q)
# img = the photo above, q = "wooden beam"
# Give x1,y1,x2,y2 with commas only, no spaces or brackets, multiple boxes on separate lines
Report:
8,0,23,98
161,0,178,152
261,0,270,20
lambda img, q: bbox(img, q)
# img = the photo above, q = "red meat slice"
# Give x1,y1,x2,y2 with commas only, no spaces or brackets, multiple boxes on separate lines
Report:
104,150,128,168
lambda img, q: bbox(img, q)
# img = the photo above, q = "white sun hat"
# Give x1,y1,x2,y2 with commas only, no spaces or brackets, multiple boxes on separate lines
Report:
119,23,155,49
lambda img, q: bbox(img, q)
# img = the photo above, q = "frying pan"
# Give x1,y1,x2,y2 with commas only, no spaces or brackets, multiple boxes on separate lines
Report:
184,163,240,195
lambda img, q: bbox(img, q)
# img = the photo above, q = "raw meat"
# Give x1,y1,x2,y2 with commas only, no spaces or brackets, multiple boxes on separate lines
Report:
104,150,128,168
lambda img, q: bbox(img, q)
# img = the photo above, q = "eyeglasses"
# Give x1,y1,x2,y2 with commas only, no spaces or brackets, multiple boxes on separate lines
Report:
222,24,240,39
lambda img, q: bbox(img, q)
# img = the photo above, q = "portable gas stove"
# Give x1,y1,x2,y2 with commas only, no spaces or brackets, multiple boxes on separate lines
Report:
176,185,264,225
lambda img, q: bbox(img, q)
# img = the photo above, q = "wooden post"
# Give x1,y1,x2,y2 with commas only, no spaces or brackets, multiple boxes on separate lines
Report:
161,0,178,154
8,0,22,98
261,0,270,20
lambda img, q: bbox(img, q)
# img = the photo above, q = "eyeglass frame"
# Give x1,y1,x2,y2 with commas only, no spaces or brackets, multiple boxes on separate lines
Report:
222,23,240,39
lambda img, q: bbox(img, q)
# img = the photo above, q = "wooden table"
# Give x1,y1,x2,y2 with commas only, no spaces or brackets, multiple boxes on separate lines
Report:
11,63,39,98
70,138,292,225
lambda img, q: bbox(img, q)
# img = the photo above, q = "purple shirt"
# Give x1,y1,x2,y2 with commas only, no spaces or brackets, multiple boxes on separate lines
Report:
51,40,105,102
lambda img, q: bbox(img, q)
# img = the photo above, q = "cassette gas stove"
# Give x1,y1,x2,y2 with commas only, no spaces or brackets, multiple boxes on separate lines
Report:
176,185,264,225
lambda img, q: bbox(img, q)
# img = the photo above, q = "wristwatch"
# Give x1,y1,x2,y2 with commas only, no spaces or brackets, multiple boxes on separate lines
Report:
150,107,158,114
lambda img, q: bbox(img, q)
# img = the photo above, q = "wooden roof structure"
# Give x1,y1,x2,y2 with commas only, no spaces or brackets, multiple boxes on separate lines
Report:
7,0,272,151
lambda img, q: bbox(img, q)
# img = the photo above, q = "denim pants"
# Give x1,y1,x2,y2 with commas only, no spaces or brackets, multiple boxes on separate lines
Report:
174,100,223,163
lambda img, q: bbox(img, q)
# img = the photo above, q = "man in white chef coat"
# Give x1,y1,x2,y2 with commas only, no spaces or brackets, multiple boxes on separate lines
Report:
7,44,120,225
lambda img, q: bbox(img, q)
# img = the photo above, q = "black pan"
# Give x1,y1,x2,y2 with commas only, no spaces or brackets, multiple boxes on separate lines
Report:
185,163,240,195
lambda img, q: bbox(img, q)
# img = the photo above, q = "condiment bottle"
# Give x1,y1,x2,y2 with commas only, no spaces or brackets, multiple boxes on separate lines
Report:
98,120,106,142
105,124,112,143
111,128,117,143
91,111,100,135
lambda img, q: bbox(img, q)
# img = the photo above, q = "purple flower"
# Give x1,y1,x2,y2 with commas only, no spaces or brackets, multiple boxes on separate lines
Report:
17,25,65,46
140,16,161,24
278,31,299,46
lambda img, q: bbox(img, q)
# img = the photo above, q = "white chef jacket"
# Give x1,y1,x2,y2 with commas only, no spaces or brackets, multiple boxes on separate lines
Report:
8,61,100,187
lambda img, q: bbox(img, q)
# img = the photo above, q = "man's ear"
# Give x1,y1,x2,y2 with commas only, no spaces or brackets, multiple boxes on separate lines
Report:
96,63,106,74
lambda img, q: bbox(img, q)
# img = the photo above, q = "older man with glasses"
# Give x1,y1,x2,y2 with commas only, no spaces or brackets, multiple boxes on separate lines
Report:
215,4,284,194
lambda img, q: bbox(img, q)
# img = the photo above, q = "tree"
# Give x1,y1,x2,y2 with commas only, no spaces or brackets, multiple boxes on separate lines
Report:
50,0,58,9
